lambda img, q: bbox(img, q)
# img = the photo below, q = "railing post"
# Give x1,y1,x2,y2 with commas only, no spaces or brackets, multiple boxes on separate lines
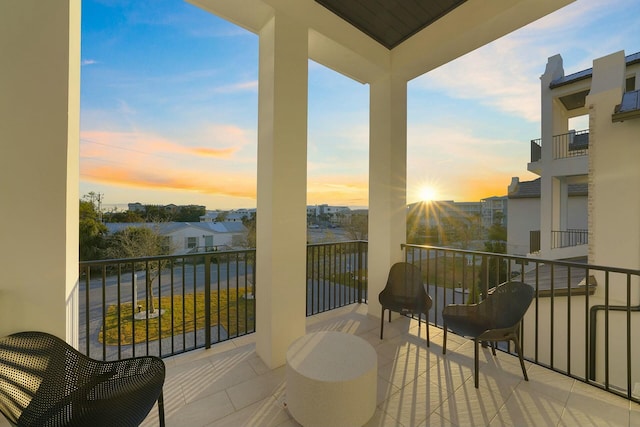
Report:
357,241,363,303
204,254,211,349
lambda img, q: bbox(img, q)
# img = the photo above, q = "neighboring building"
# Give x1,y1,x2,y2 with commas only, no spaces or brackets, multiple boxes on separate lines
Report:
105,221,249,255
507,49,640,395
200,208,256,223
481,196,508,229
307,204,351,225
509,50,640,263
128,202,144,212
507,178,587,255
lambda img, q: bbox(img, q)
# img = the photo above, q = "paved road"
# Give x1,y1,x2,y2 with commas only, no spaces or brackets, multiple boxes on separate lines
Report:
79,262,254,360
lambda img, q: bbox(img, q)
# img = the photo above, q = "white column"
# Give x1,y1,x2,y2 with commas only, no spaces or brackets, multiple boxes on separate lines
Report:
539,55,567,257
587,51,639,273
367,73,408,318
255,13,308,368
0,1,80,344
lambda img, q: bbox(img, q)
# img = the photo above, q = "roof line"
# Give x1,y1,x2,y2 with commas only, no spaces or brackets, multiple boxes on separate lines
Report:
550,51,640,89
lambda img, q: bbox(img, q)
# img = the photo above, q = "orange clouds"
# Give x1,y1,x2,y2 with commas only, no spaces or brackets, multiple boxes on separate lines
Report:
307,176,368,206
80,128,256,201
191,147,236,158
82,164,256,198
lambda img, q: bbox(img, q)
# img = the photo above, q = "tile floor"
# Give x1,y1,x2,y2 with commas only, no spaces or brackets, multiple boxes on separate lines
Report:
140,304,639,427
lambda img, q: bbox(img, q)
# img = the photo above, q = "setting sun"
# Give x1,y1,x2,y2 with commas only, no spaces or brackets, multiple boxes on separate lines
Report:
418,186,438,202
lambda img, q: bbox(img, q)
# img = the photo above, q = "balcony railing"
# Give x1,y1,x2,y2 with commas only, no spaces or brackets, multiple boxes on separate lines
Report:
402,244,640,403
306,241,368,315
553,129,589,159
78,241,367,361
530,230,541,253
530,129,589,162
530,138,542,162
552,229,588,248
530,229,589,251
80,241,640,403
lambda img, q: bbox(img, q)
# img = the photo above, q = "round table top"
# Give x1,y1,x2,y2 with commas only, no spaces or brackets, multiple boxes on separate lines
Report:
286,331,377,382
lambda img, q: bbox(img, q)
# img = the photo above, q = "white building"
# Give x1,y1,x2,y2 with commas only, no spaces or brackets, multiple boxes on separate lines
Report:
480,196,508,229
507,50,640,392
507,178,587,255
105,221,249,254
307,204,351,225
200,208,256,223
509,50,640,263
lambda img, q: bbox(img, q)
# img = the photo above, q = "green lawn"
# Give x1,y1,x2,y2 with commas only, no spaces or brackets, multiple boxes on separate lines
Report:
100,287,255,345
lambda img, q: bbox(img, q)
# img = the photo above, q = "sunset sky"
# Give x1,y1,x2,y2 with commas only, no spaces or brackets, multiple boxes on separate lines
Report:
80,0,640,211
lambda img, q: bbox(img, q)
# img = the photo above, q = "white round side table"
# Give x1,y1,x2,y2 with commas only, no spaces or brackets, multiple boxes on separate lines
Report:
286,331,377,427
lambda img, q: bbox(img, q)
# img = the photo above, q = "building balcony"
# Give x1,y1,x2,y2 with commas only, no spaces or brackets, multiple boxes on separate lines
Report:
73,242,640,427
528,130,590,175
131,303,638,427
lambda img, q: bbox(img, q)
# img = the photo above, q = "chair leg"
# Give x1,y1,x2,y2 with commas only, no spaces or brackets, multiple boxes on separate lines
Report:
474,338,479,388
380,307,385,339
491,341,497,356
442,325,447,354
158,390,165,427
513,336,528,381
424,313,430,347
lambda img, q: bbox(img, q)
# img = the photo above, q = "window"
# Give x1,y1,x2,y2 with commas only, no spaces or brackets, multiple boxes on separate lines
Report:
187,237,198,249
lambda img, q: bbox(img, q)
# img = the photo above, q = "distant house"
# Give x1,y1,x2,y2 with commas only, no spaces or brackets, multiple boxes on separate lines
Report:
200,208,256,223
507,178,587,256
105,221,249,255
307,204,351,225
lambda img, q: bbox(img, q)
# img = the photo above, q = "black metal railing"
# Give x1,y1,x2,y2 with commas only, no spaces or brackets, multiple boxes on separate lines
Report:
530,230,541,253
402,243,640,403
78,241,368,361
530,138,542,162
79,250,257,361
552,229,589,248
306,241,368,316
553,129,589,159
530,129,589,161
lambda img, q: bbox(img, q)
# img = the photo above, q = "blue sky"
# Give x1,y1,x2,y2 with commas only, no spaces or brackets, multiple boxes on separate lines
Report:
80,0,640,211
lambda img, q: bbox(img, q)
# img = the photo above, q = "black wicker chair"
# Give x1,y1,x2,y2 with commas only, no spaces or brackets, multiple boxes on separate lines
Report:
0,331,165,427
379,262,433,345
442,281,535,388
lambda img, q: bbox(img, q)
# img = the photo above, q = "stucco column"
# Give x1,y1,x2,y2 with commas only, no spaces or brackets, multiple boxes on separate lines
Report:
367,73,408,318
587,51,639,275
255,13,308,368
0,1,80,344
539,55,567,257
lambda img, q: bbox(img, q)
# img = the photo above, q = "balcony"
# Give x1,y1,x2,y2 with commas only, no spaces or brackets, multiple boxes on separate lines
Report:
130,302,635,427
75,242,640,427
529,130,590,176
529,229,589,254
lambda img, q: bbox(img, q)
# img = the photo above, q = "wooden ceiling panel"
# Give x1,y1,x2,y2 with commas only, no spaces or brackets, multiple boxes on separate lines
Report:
315,0,467,49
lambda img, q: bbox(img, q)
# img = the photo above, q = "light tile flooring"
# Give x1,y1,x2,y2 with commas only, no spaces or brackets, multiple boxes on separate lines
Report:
141,304,639,427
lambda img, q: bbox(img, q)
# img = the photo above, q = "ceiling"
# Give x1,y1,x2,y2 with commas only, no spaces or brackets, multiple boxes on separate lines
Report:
315,0,467,50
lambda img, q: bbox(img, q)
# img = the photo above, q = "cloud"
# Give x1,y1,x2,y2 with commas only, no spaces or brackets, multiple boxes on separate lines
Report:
82,59,98,66
215,81,258,93
412,40,543,122
407,125,531,201
81,164,256,199
80,127,255,199
410,0,640,124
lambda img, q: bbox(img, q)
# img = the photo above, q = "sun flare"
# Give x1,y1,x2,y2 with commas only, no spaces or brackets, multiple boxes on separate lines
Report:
418,186,438,202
